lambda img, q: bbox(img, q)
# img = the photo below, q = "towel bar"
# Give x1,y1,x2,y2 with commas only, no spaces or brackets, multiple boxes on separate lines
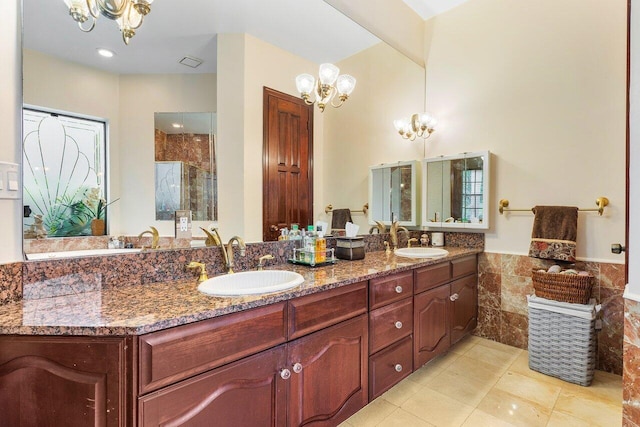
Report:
325,203,369,215
498,197,609,216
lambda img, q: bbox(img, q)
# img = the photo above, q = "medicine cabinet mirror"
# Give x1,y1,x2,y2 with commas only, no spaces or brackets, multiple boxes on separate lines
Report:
369,161,419,226
154,112,217,222
422,151,490,230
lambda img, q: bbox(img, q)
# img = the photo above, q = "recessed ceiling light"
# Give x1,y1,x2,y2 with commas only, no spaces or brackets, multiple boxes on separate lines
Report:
172,123,183,128
97,48,115,58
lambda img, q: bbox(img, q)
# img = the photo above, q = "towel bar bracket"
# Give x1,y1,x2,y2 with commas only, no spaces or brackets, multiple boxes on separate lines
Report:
499,197,609,216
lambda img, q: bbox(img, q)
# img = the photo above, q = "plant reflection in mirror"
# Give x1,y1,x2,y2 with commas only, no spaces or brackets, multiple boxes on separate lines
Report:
22,109,107,237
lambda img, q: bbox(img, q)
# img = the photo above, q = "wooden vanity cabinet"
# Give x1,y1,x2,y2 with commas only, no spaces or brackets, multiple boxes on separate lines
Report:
138,281,368,427
0,335,135,427
413,255,478,368
368,272,414,400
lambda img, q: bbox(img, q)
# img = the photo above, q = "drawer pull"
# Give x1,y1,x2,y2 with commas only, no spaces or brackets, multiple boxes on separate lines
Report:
395,321,403,329
280,369,291,380
450,293,459,301
394,364,403,372
292,363,303,374
395,285,403,294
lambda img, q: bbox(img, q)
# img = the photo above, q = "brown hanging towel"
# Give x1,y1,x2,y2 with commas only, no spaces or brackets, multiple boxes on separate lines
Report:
331,208,353,230
528,206,579,262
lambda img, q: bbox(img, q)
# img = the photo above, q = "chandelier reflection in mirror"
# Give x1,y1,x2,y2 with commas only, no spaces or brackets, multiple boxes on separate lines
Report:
63,0,154,45
393,113,437,141
295,63,356,112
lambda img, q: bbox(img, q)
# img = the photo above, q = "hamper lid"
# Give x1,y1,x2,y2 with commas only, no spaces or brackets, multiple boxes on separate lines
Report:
527,295,600,320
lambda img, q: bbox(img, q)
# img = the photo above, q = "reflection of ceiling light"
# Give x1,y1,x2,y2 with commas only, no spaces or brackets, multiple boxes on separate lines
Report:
63,0,154,45
296,63,356,112
97,48,115,58
393,112,437,141
172,123,183,128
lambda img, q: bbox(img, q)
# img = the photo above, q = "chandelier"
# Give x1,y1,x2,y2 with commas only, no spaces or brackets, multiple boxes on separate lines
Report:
295,63,356,112
63,0,154,45
393,113,437,141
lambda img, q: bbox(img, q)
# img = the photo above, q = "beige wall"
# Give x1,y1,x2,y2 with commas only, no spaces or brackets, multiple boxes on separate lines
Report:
118,73,216,236
325,0,425,67
0,0,22,264
323,41,426,232
23,49,217,237
422,0,627,262
217,33,323,242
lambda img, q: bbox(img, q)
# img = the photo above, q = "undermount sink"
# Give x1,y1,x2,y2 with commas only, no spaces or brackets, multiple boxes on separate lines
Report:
198,270,305,296
394,247,449,259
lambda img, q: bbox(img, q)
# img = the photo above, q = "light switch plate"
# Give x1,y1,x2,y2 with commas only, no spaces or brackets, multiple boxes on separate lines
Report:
0,161,19,200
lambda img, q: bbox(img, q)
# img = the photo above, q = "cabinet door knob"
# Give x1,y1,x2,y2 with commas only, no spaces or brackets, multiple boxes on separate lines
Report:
395,285,403,294
395,321,403,329
394,364,403,372
292,363,303,374
450,293,459,301
270,225,279,232
280,369,291,380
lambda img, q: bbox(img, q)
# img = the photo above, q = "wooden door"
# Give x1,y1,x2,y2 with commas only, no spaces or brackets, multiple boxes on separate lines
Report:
139,346,287,427
287,315,368,427
414,284,451,368
450,275,478,345
263,87,313,241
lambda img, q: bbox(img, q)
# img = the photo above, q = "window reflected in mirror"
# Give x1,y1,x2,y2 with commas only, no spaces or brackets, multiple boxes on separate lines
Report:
23,108,108,238
422,151,490,229
154,112,217,222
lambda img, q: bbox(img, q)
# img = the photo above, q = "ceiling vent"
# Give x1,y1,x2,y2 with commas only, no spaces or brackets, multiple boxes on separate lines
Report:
179,56,203,68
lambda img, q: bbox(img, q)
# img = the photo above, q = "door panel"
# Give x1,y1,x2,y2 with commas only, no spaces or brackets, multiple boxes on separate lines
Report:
263,88,313,241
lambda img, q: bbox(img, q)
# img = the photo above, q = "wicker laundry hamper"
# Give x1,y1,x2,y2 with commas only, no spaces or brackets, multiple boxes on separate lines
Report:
531,269,593,304
527,295,599,386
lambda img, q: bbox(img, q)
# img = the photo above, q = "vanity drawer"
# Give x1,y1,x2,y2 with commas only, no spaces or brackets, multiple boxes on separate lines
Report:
369,335,413,400
369,271,413,310
414,262,451,294
369,298,413,354
138,302,287,395
288,281,368,340
452,255,477,279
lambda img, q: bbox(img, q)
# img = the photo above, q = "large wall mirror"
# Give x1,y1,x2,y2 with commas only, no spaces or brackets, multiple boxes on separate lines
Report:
21,0,424,258
422,151,491,230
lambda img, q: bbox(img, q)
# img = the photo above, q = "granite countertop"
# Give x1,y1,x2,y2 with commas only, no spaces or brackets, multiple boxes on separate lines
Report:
0,248,481,336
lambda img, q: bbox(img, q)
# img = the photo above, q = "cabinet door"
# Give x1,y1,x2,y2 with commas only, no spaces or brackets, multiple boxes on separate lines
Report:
287,315,368,427
450,274,478,345
414,285,450,368
139,346,287,427
0,336,133,427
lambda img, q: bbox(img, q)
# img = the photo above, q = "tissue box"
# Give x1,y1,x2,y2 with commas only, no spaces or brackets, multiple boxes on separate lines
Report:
336,237,365,260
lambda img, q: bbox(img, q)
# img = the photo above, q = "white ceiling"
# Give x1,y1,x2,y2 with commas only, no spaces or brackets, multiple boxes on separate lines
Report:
402,0,471,20
23,0,381,75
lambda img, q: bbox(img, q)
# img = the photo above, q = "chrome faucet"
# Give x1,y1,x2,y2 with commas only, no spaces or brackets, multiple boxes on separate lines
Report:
137,226,160,250
389,221,409,251
208,228,246,273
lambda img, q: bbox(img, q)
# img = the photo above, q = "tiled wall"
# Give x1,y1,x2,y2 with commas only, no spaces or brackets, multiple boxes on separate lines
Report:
476,252,625,375
624,298,640,426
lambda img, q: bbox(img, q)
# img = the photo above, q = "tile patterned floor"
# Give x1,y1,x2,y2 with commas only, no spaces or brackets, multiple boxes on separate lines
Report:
340,336,622,427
